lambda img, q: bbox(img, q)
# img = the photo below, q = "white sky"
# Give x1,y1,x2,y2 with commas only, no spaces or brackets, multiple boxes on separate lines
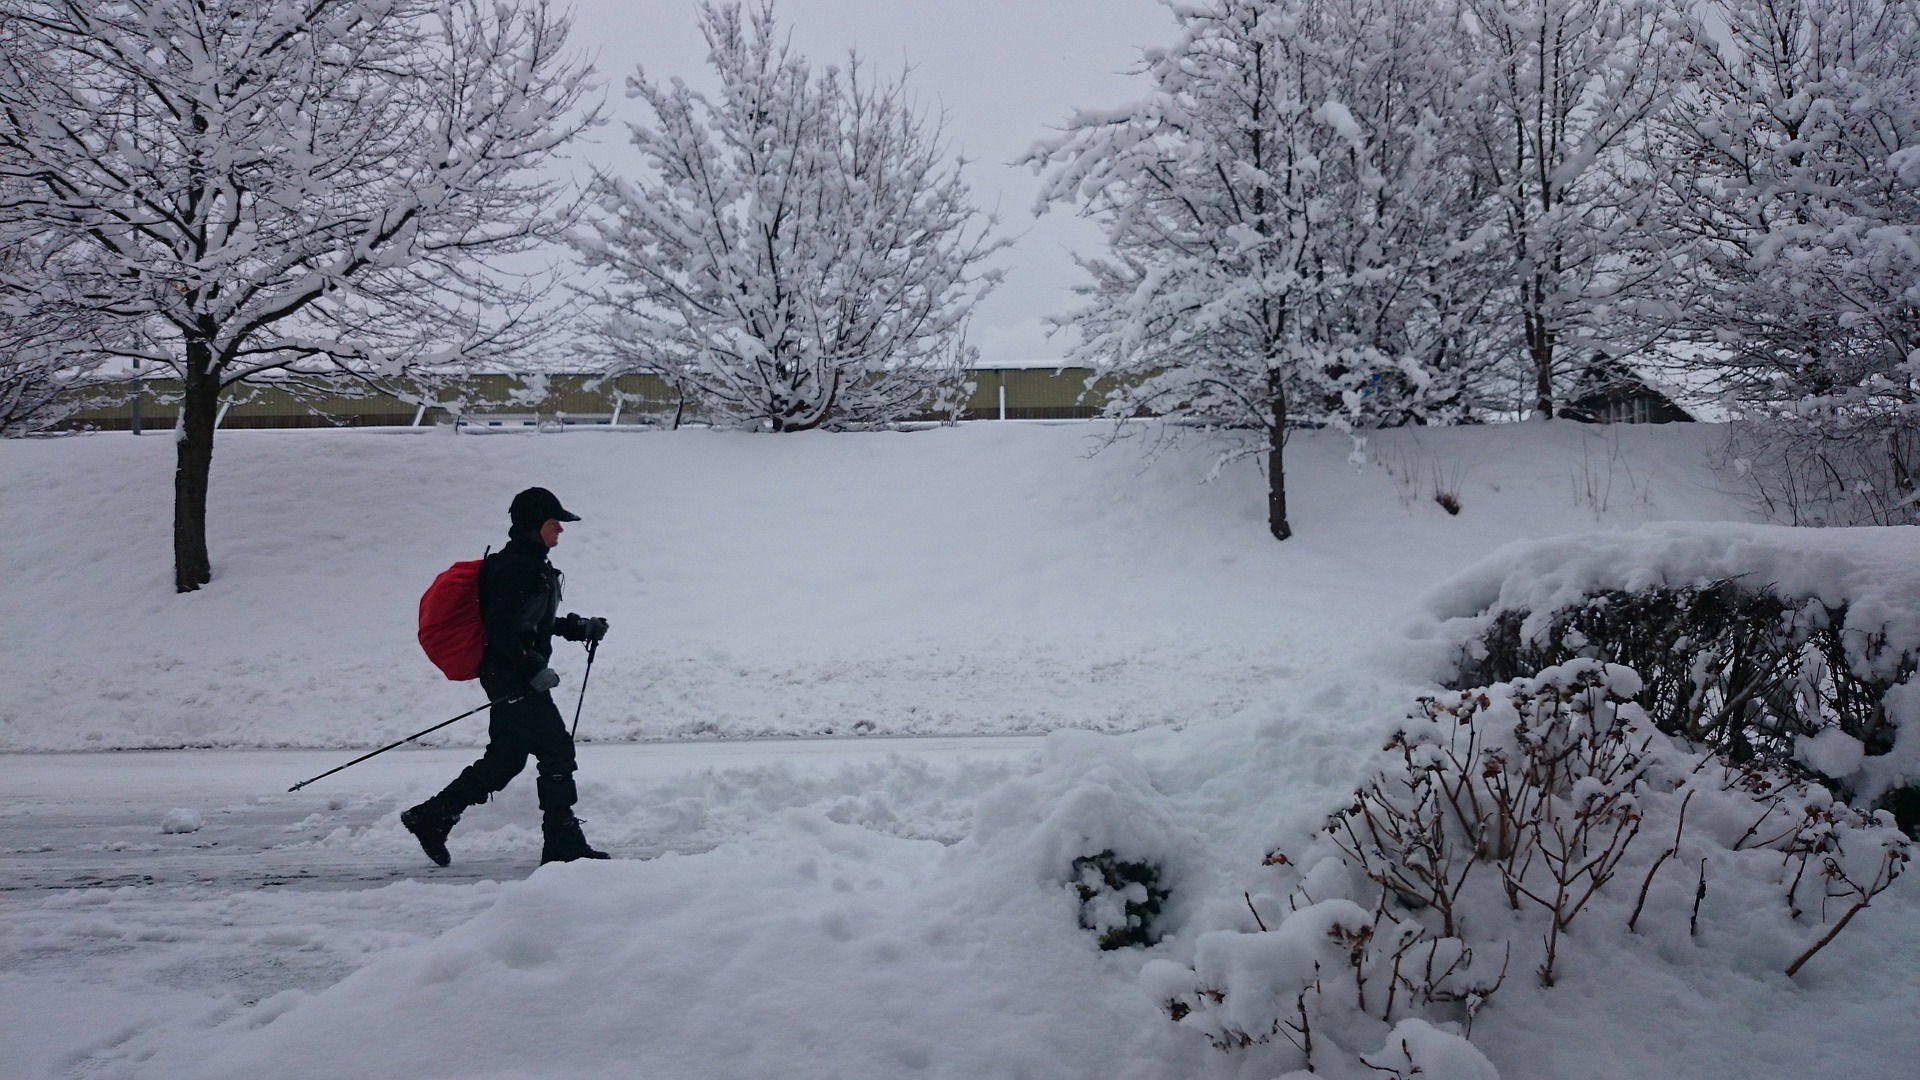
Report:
563,0,1176,367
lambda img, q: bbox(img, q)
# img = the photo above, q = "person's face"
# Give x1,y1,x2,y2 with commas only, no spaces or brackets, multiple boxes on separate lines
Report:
539,518,564,548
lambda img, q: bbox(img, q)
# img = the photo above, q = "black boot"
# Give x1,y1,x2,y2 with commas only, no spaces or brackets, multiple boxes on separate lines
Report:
401,802,460,867
541,816,610,864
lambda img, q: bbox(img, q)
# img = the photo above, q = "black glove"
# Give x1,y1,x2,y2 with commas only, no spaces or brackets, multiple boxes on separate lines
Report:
557,613,610,643
529,667,560,692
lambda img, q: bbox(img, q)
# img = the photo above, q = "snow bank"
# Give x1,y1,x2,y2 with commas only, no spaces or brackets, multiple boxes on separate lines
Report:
116,701,1909,1080
106,760,1200,1080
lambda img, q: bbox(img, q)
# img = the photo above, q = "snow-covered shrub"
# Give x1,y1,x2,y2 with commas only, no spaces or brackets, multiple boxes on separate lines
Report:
1072,850,1170,950
1705,760,1911,976
963,728,1199,955
1145,886,1503,1070
1147,664,1647,1070
1335,661,1654,985
1459,583,1917,834
1359,1017,1499,1080
1145,658,1909,1075
1425,525,1920,834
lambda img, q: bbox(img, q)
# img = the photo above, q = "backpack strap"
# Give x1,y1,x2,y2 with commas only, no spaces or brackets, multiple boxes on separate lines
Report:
477,545,494,611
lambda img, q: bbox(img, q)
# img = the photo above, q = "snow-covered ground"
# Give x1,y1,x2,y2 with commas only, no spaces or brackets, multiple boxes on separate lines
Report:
2,421,1915,1079
0,421,1750,752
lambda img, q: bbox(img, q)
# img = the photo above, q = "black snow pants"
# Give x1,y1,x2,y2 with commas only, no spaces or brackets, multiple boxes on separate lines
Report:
429,673,577,822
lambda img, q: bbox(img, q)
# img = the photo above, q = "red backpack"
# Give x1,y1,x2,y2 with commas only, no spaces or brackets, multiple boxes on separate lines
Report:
418,557,487,681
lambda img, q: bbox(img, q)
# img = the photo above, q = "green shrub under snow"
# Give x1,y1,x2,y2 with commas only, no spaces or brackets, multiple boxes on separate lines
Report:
1073,850,1171,949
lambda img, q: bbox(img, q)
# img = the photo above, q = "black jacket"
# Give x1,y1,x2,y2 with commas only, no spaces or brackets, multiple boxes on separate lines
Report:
478,535,563,690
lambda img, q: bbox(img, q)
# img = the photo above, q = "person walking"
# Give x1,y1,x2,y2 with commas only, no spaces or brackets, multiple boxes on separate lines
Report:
402,486,612,865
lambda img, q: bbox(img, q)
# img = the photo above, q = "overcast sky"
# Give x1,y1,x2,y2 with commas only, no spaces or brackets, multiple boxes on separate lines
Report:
564,0,1176,367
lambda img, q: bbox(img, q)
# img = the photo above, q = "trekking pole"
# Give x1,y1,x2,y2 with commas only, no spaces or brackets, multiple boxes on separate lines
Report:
570,638,599,738
287,692,526,792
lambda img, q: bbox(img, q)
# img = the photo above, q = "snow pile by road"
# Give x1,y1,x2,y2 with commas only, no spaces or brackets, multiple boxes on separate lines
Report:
110,741,1200,1080
158,808,203,834
40,692,1920,1080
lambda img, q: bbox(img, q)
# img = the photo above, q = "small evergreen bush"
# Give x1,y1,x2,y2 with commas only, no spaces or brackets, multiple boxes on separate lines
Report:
1073,850,1170,949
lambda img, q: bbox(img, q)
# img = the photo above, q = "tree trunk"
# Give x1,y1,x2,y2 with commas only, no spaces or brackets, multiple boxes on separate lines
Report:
173,347,219,593
1527,300,1555,420
1890,426,1915,499
1268,373,1292,541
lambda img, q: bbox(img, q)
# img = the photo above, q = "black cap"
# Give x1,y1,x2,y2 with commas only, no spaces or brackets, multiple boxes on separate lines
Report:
509,486,581,532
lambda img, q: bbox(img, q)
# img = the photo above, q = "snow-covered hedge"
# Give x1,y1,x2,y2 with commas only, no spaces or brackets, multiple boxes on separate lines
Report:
1416,524,1920,831
1147,661,1910,1079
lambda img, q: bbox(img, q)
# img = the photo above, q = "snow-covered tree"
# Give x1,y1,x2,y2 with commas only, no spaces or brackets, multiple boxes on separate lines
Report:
1453,0,1681,419
1654,0,1918,523
0,31,122,436
1029,0,1493,541
0,0,595,590
0,196,127,436
572,1,1003,432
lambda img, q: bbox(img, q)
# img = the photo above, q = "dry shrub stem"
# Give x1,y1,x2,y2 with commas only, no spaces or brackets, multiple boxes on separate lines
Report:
1630,790,1694,932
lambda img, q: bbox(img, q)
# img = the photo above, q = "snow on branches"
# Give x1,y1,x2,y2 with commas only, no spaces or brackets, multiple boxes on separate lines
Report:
0,0,596,588
1030,0,1913,533
1653,0,1920,524
1453,0,1682,421
1028,0,1498,540
572,1,1003,432
0,184,130,435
